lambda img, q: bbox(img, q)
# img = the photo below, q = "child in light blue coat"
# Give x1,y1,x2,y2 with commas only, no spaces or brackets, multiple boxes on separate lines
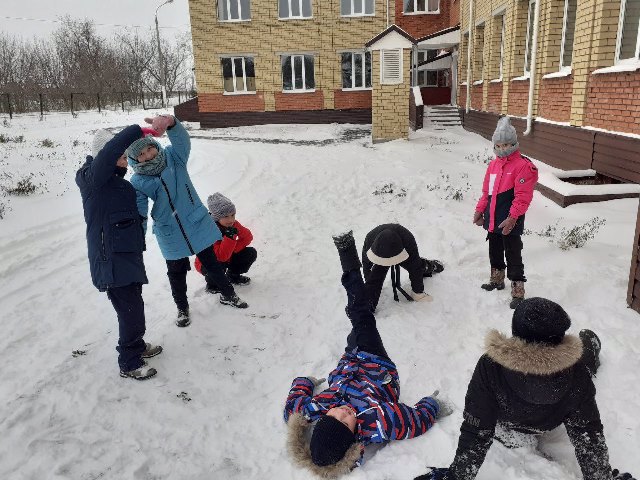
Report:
128,115,248,327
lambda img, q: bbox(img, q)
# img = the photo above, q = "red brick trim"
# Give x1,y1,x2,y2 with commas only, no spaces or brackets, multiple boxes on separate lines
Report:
198,92,265,113
274,90,325,111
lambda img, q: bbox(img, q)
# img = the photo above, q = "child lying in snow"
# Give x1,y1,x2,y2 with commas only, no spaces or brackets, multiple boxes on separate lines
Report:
283,230,452,477
195,193,257,292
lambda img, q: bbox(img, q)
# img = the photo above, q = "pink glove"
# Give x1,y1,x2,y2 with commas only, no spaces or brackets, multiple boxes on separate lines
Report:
140,127,160,137
473,211,484,226
498,216,518,235
143,115,175,136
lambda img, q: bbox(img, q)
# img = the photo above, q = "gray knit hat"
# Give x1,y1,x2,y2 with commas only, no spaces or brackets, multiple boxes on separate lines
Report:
126,136,162,161
492,117,519,157
92,129,114,158
207,192,236,221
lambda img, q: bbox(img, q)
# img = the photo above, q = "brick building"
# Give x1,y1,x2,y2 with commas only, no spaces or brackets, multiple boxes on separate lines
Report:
184,0,459,127
458,0,640,182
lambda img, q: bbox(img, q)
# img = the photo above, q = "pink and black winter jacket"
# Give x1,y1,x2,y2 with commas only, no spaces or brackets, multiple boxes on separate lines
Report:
475,150,538,236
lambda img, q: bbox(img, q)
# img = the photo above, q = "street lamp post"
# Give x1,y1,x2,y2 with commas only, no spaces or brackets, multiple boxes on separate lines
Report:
155,0,174,108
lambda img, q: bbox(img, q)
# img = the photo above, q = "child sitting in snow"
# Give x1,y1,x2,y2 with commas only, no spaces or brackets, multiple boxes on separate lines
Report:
414,299,636,480
195,193,257,293
283,230,452,477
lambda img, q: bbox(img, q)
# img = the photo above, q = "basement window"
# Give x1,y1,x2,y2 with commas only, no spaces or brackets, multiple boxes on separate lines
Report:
381,49,402,84
616,0,640,64
218,0,251,21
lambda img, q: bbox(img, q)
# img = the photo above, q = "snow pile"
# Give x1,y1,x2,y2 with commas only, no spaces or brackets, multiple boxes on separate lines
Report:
0,111,639,479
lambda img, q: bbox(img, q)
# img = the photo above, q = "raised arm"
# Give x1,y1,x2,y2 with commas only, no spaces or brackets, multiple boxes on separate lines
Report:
76,125,142,190
165,118,191,167
283,377,317,422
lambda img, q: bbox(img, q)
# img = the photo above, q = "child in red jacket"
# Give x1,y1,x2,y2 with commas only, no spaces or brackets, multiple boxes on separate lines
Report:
195,193,257,293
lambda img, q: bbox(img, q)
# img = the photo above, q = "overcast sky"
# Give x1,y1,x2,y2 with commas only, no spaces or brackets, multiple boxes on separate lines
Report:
0,0,192,41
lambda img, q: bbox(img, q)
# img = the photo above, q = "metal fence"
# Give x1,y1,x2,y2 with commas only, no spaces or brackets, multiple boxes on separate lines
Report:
0,91,197,118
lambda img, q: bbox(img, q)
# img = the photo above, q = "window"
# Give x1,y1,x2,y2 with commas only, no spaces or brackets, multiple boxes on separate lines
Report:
616,0,640,63
474,24,485,81
221,57,256,93
341,52,372,89
403,0,439,13
560,0,577,69
418,50,439,63
218,0,251,21
279,0,312,18
417,70,449,86
381,49,402,84
341,0,374,15
524,0,536,75
282,55,315,91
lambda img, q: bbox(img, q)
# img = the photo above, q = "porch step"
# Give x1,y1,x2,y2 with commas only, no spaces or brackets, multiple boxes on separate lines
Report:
425,105,462,127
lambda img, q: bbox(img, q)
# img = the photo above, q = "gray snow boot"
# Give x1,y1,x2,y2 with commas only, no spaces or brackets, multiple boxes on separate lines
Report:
120,361,157,380
481,268,506,291
220,293,248,309
141,343,163,358
176,308,191,327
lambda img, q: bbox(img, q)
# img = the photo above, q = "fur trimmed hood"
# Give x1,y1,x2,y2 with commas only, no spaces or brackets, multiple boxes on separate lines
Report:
485,329,583,375
286,413,363,479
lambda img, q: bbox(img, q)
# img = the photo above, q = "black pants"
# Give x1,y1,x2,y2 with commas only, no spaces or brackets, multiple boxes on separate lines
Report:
106,283,146,372
166,245,234,310
488,232,525,282
340,246,389,359
202,247,257,288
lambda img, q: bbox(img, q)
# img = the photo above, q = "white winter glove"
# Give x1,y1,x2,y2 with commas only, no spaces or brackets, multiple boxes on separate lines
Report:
431,390,454,419
306,376,326,387
410,290,433,302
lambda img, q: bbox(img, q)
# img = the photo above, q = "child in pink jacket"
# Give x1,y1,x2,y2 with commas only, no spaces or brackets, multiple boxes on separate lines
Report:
473,117,538,309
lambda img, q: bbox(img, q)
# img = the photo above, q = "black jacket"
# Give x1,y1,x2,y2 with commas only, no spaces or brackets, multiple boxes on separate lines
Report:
361,224,424,309
76,125,148,291
448,330,610,480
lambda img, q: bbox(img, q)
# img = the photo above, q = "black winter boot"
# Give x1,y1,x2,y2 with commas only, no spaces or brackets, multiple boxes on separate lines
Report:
175,308,191,327
227,273,251,285
482,268,506,291
220,293,248,309
332,230,362,272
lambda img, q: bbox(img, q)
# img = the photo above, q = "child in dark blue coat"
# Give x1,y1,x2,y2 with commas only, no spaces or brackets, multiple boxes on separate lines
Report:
76,126,162,380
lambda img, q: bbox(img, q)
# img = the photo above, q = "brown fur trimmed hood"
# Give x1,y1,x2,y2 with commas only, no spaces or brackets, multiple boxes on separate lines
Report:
485,329,583,375
286,413,363,479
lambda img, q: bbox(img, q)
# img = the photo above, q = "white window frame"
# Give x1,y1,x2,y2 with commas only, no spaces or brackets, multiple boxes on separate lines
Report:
615,0,640,65
380,49,403,85
341,0,375,17
559,0,576,72
497,13,505,80
341,51,372,90
403,0,440,15
221,56,255,94
279,0,313,19
523,0,536,76
218,0,251,22
281,54,315,92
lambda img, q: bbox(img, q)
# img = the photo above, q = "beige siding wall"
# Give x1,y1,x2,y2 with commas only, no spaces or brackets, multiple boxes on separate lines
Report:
371,49,411,142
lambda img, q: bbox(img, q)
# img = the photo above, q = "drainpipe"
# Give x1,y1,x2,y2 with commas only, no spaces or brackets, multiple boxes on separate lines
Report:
524,0,541,135
465,0,474,113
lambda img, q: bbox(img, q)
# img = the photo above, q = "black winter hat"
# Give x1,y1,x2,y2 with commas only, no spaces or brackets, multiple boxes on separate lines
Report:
310,416,356,466
366,229,409,266
512,297,571,345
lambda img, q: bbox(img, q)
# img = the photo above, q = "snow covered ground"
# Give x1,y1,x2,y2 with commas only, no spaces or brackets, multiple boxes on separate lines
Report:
0,109,639,479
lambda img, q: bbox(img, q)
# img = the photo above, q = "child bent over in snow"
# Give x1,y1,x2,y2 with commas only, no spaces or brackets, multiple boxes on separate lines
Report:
283,231,452,477
195,192,257,293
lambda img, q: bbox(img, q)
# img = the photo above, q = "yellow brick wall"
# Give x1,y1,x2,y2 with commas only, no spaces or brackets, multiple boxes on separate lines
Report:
371,49,411,142
188,0,395,111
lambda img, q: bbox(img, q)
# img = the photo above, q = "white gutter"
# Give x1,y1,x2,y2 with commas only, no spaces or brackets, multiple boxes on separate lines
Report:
524,0,541,135
465,0,473,113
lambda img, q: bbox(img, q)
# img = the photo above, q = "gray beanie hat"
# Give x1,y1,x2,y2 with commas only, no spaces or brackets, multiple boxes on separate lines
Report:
207,192,236,221
492,117,519,157
92,129,114,158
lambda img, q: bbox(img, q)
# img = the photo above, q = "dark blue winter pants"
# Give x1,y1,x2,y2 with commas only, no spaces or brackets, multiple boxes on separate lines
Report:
202,247,257,288
343,269,390,360
106,283,146,372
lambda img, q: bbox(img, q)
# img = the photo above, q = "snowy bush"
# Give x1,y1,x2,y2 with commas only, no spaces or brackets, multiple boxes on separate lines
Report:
372,183,407,198
0,200,6,219
464,148,493,165
556,217,606,250
0,134,24,143
4,176,38,196
425,171,471,201
40,138,55,148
